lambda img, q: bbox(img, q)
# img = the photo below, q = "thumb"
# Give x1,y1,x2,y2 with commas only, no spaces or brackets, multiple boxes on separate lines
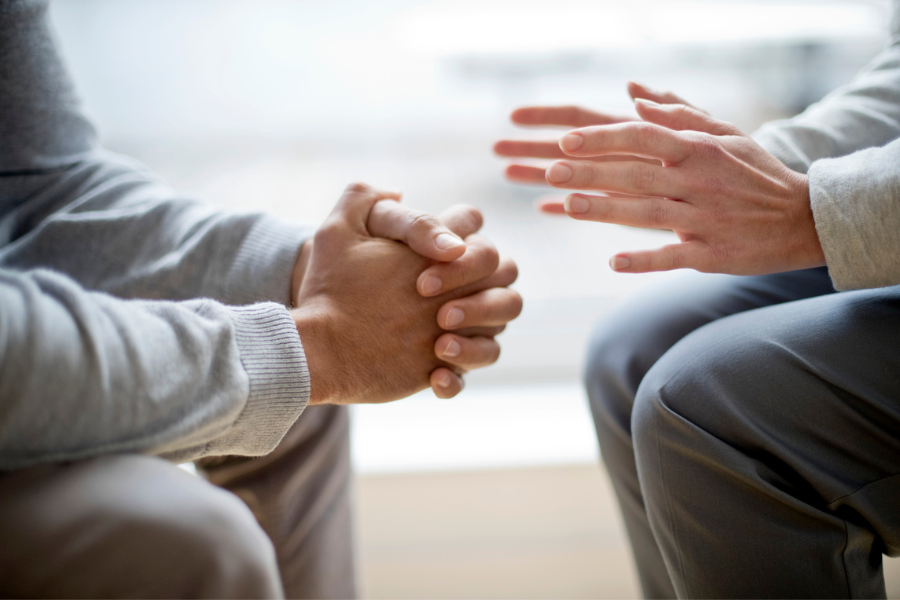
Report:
329,182,402,233
634,99,741,136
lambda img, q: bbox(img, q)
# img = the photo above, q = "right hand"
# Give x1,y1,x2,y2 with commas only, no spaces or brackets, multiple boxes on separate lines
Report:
493,81,703,213
292,183,521,405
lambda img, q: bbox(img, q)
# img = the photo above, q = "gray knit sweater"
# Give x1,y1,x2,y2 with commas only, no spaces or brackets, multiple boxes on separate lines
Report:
0,0,314,469
1,1,898,470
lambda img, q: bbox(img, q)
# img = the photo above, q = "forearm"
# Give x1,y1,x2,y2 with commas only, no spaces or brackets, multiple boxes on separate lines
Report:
753,37,900,173
0,268,310,469
1,153,314,306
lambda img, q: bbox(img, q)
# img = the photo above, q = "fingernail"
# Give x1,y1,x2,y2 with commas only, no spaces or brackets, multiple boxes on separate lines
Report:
439,372,452,387
635,98,659,108
610,256,631,270
560,133,583,152
565,195,590,214
546,162,573,184
445,307,465,327
435,232,464,250
442,339,461,358
421,276,442,295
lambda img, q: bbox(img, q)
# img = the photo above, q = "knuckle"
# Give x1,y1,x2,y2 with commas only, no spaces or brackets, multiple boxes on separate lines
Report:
647,202,668,226
408,212,441,235
630,164,656,191
314,218,343,245
632,122,661,153
689,133,722,159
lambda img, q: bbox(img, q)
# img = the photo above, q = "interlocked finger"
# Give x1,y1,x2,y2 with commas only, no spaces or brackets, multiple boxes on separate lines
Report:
431,368,464,399
437,288,523,330
435,334,501,370
367,200,466,262
418,234,500,297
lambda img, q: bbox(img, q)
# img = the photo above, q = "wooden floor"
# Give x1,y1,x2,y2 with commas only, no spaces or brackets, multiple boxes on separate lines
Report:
356,464,900,599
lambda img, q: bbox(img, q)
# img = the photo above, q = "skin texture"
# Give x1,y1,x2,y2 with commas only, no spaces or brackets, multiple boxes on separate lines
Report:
496,83,825,275
290,183,522,405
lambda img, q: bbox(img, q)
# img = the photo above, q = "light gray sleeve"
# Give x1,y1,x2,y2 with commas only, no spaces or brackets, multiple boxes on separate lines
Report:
0,268,311,470
0,154,315,308
0,0,314,307
807,139,900,291
752,1,900,174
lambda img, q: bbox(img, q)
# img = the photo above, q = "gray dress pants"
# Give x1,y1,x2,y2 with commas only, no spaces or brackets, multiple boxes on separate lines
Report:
0,405,354,599
585,267,900,599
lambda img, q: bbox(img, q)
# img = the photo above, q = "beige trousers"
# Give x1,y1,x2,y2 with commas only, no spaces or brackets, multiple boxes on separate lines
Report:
0,405,354,599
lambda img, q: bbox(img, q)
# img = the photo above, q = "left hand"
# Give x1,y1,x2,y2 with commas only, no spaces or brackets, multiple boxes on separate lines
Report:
544,99,825,275
291,190,521,399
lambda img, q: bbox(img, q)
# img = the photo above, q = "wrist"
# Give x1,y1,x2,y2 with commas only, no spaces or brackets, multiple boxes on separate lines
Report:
789,172,826,269
290,240,313,307
291,305,336,406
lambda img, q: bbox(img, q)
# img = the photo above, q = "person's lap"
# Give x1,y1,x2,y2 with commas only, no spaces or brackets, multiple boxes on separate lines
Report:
586,268,900,597
584,267,836,597
0,404,352,599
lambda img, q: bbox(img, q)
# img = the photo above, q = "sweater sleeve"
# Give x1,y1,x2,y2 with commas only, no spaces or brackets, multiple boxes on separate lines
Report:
0,268,311,470
752,1,900,174
0,0,314,307
807,139,900,291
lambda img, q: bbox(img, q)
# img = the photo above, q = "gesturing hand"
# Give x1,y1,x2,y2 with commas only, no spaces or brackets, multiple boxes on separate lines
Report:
545,99,824,275
494,81,697,211
291,183,521,405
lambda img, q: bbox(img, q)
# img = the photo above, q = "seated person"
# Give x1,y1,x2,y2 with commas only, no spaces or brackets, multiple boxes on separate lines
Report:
0,1,522,598
495,6,900,598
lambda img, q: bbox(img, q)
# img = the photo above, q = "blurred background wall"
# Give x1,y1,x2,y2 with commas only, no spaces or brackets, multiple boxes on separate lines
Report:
49,1,898,597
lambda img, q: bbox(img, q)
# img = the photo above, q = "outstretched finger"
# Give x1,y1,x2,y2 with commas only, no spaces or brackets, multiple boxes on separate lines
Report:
560,122,693,163
536,195,567,214
546,160,686,198
511,105,634,128
627,81,705,112
609,241,712,273
563,193,696,230
495,140,651,164
506,164,552,186
367,200,466,262
635,99,740,136
431,367,464,399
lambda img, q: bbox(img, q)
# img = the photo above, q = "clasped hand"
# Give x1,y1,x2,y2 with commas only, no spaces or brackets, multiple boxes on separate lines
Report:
291,183,522,405
496,82,825,275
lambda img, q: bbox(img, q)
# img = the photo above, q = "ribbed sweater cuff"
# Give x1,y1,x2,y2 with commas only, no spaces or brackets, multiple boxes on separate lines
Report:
225,217,315,307
808,147,900,291
227,303,310,456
